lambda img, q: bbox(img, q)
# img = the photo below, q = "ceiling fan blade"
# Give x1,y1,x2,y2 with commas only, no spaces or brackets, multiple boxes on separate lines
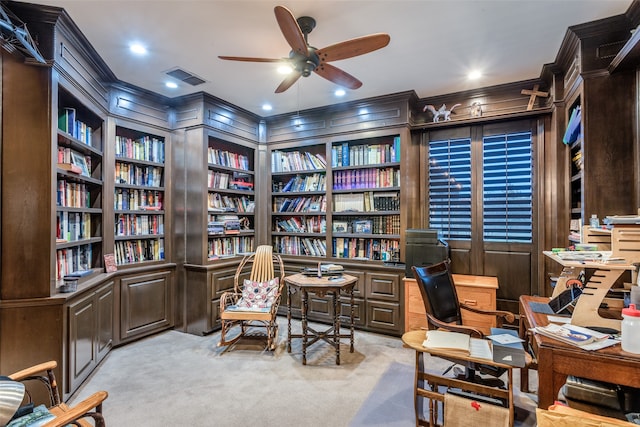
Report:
316,33,390,62
218,56,283,63
274,5,307,56
275,71,303,93
314,63,362,90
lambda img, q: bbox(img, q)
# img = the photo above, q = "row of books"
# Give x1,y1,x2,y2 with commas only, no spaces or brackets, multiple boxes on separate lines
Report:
571,150,583,172
56,211,92,242
273,195,326,213
56,244,92,280
58,107,93,146
275,216,326,233
271,150,327,172
273,236,327,256
208,193,255,213
115,188,163,211
332,237,400,261
115,135,165,164
115,238,164,265
275,173,326,193
333,167,400,190
332,215,401,235
331,137,401,167
333,191,400,212
208,147,250,170
57,180,91,208
115,162,163,187
207,170,243,190
207,236,254,259
115,214,164,236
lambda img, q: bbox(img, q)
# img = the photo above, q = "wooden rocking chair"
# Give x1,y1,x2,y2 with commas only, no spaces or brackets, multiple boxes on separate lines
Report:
218,245,285,351
5,360,108,427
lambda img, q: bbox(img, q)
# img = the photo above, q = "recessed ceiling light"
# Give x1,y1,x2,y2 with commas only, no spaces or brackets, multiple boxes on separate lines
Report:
334,89,346,97
262,104,273,111
468,70,482,80
129,43,147,55
277,65,293,74
165,81,178,89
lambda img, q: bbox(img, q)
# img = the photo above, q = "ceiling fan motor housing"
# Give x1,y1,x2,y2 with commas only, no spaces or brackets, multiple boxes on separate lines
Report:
289,48,320,77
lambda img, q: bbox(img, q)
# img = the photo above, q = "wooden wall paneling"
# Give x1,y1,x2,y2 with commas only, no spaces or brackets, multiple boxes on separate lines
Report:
1,51,53,299
184,265,209,334
265,92,413,143
109,84,171,129
0,299,65,405
183,127,209,264
483,249,532,314
582,71,636,218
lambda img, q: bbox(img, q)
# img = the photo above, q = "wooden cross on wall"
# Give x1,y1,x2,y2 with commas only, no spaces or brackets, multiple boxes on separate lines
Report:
521,84,549,111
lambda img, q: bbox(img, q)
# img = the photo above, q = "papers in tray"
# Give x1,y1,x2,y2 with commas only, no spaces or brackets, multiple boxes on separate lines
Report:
422,330,492,360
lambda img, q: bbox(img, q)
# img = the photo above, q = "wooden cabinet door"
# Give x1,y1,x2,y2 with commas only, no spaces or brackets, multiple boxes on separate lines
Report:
96,282,114,363
119,270,174,342
67,292,97,393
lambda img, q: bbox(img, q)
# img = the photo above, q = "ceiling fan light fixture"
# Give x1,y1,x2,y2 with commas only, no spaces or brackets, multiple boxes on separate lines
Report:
278,64,293,74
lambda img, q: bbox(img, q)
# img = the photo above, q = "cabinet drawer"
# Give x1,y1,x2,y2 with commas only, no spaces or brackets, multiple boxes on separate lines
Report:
339,296,366,327
456,286,495,310
210,269,240,297
367,300,401,333
365,272,400,302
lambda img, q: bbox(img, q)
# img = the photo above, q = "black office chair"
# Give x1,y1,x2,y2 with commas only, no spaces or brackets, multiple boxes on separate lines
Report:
412,260,516,386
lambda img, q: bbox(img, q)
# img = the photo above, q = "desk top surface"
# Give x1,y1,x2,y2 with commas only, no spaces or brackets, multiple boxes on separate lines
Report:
284,273,358,289
519,295,640,360
401,330,514,369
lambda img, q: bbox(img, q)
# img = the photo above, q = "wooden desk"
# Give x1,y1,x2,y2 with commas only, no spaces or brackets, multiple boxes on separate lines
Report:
285,273,358,365
402,330,514,427
519,295,640,409
404,275,498,335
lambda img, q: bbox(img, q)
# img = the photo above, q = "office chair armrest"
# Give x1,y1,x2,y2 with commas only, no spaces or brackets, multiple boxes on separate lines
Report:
426,313,484,338
459,304,515,326
42,390,108,427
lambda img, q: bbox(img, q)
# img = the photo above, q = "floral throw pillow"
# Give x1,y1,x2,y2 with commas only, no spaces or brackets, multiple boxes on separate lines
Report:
235,278,280,310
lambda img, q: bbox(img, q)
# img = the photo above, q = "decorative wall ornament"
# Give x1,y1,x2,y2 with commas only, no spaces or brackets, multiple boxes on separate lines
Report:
423,103,461,122
470,102,483,118
521,84,549,111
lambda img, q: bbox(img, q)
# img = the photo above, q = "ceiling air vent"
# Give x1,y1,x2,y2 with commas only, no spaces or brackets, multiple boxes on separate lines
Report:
165,67,206,86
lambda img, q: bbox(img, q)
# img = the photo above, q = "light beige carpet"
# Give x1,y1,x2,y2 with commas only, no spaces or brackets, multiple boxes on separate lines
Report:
69,318,538,426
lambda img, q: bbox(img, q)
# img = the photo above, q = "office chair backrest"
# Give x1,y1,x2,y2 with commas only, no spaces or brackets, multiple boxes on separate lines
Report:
412,260,462,325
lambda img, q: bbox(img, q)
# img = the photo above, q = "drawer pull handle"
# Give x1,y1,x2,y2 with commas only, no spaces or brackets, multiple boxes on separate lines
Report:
463,299,477,306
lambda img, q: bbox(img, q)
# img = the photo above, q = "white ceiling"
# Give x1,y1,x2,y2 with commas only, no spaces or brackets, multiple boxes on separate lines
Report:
29,0,633,117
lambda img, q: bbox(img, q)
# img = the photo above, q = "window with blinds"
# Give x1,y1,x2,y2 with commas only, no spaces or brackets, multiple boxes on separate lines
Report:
428,138,472,240
482,132,533,243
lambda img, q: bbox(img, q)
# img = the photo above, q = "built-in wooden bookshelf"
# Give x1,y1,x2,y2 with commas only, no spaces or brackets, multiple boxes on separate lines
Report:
271,145,328,257
55,87,104,282
113,125,166,265
207,137,255,259
330,136,401,261
268,135,402,262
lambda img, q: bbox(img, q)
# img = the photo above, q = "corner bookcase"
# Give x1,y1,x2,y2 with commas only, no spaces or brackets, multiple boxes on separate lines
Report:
55,86,105,282
206,137,256,259
270,143,327,257
113,125,166,266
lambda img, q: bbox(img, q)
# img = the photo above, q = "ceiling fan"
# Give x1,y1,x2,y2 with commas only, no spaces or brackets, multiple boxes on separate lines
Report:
218,5,390,93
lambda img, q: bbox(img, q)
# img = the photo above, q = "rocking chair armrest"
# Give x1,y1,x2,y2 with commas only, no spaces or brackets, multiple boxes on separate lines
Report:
8,361,57,382
426,313,484,338
42,390,108,427
220,291,242,311
459,304,515,325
